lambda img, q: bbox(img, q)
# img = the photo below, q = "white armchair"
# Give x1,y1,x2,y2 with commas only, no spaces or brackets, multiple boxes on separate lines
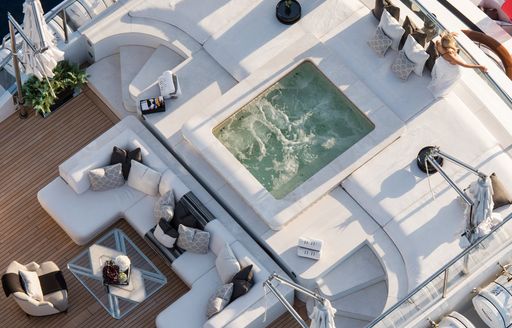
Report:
2,261,68,316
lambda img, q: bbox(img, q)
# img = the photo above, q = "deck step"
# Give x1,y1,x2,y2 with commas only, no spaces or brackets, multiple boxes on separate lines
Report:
119,45,154,112
332,280,388,320
129,45,185,103
334,315,371,328
317,244,386,299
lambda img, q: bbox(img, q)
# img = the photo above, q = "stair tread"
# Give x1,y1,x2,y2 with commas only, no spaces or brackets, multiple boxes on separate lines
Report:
129,45,185,102
318,244,385,298
120,45,154,112
334,315,371,328
333,280,388,320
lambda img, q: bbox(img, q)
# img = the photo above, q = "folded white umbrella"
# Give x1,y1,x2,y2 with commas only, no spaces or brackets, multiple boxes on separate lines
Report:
309,299,336,328
464,176,495,243
21,0,64,80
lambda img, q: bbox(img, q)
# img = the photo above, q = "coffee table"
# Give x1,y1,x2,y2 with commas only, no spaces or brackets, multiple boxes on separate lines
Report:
68,229,167,319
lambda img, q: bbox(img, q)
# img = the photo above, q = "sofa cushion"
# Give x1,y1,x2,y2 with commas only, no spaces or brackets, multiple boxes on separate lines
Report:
124,195,158,237
171,200,198,229
153,190,175,222
230,265,254,302
368,27,392,57
38,178,144,245
391,50,416,80
156,268,221,328
425,41,438,72
491,173,512,209
402,35,429,77
205,220,237,256
154,219,178,248
110,146,142,180
127,160,162,196
19,270,43,301
88,163,125,191
378,10,405,51
159,169,190,199
171,250,216,286
177,225,210,254
207,283,233,318
399,16,426,50
216,243,241,284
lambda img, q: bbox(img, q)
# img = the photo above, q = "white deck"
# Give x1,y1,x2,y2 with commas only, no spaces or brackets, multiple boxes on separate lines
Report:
81,0,512,325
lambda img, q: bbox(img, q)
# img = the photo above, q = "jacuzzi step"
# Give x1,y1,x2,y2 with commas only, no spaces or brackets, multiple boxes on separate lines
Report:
129,45,185,103
120,45,154,112
332,280,388,321
317,244,386,299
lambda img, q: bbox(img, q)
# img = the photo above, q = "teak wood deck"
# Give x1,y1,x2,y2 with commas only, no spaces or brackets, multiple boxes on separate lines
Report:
0,88,301,327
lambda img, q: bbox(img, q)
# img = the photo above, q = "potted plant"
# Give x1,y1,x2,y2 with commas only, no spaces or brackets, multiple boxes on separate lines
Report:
23,60,88,118
276,0,301,25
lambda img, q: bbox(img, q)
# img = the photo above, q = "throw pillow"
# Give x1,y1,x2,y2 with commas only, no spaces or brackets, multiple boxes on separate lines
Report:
425,41,438,72
206,283,233,318
216,243,241,284
171,200,199,229
399,16,427,50
88,163,125,191
491,173,512,209
391,50,416,80
154,219,179,248
402,35,429,76
372,0,400,21
177,224,210,254
110,146,142,180
153,190,176,222
230,265,254,302
19,270,43,301
378,10,405,51
127,160,162,196
368,27,393,57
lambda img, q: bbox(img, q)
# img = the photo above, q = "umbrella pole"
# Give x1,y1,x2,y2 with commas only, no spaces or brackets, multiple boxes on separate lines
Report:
9,20,28,119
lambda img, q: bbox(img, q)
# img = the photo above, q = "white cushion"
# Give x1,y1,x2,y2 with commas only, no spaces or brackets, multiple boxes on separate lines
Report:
216,243,241,284
19,270,43,301
38,177,145,245
403,35,429,76
171,250,216,286
205,220,237,256
159,169,190,199
154,224,177,248
378,10,405,51
124,195,158,237
127,160,162,196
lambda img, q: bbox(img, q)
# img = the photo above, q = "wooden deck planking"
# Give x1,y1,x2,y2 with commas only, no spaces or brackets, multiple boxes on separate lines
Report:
0,88,302,327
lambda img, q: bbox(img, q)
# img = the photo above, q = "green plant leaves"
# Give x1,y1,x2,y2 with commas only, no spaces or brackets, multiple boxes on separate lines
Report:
22,60,88,115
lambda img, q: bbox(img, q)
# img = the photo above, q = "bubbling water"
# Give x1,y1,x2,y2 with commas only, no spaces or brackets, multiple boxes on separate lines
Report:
214,62,374,199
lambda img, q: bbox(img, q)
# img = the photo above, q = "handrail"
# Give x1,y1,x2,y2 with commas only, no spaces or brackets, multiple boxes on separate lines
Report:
367,211,512,327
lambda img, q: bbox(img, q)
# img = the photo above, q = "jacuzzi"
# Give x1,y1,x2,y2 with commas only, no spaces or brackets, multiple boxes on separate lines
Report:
183,58,404,230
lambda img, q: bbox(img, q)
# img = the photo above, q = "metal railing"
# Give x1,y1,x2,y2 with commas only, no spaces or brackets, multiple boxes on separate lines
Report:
367,212,512,327
0,0,117,90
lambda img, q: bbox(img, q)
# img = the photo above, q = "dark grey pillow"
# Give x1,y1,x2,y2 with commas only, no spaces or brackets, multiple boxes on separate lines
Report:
491,173,512,209
110,146,142,180
425,41,438,72
88,163,125,191
399,16,427,50
373,0,400,21
230,265,254,302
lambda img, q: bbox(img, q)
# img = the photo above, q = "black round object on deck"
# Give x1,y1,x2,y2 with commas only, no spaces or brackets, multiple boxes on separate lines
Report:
417,146,443,174
276,0,301,25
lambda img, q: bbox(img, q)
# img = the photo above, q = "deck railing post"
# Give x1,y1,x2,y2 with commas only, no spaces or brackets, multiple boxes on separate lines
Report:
8,19,27,119
62,8,68,43
442,268,449,298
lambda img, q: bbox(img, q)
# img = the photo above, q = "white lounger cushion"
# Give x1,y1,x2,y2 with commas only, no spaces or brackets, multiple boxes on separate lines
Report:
172,251,216,286
124,195,158,237
38,178,144,245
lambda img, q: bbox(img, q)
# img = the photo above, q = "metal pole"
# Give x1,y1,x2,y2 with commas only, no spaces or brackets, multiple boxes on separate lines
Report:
442,268,449,298
264,281,309,328
434,149,486,179
8,18,27,119
269,273,325,302
62,8,68,43
427,155,473,205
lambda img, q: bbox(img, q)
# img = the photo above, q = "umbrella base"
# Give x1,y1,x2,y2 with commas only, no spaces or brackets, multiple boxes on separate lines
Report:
417,146,444,174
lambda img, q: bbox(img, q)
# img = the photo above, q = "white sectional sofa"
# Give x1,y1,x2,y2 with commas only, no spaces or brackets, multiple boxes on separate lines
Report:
37,116,291,327
158,219,290,328
38,117,190,245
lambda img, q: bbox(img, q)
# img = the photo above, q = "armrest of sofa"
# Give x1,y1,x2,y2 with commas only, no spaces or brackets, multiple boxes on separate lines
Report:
205,220,236,256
